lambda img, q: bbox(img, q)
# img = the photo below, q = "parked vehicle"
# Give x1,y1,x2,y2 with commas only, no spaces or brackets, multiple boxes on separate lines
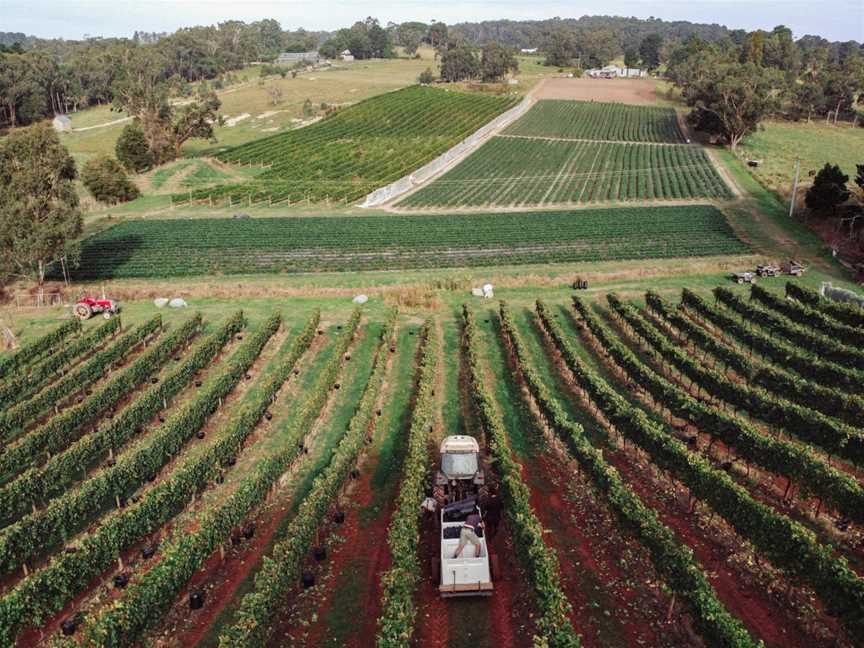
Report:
73,296,121,320
732,272,757,284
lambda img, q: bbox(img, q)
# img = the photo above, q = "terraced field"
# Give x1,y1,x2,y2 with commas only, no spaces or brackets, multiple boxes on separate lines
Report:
1,282,862,648
62,205,749,279
171,86,518,207
397,98,731,210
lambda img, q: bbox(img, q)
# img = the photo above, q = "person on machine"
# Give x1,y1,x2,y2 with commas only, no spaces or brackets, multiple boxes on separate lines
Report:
453,506,484,559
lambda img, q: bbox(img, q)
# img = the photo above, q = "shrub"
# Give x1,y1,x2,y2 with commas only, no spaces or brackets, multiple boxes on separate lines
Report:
81,156,140,204
115,123,153,173
418,67,434,84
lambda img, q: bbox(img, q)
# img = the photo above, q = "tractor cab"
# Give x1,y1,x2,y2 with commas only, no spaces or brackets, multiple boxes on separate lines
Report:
434,435,486,505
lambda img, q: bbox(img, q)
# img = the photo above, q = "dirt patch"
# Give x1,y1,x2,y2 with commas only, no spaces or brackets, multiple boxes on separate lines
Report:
535,78,658,105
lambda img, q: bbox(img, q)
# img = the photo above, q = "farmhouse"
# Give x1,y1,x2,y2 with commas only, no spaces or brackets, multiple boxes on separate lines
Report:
586,64,648,79
52,114,71,132
275,51,320,64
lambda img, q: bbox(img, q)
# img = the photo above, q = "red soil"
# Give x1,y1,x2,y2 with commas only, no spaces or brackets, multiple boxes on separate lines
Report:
549,324,851,647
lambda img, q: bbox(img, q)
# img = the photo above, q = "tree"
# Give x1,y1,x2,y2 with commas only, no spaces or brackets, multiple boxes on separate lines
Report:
266,84,283,105
746,31,765,65
168,91,220,157
806,163,850,215
428,22,448,52
544,29,576,67
793,80,825,122
577,29,621,68
680,58,781,148
115,122,153,172
418,68,435,84
638,34,663,70
854,163,864,193
624,48,640,69
396,24,424,57
439,45,480,82
480,42,518,82
81,156,140,204
0,123,81,297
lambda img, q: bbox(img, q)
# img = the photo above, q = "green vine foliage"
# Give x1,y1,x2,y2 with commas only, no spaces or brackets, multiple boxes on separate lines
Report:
375,320,438,648
579,296,864,524
0,315,189,485
0,312,243,527
546,296,864,645
607,294,864,469
750,284,864,348
0,312,288,646
785,282,864,329
82,310,337,647
0,319,81,379
647,292,864,426
521,302,759,648
681,288,863,393
0,316,163,440
714,287,863,370
0,317,120,409
213,309,387,648
462,305,580,648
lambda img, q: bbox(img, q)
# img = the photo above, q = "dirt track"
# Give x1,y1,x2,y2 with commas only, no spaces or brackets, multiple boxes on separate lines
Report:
534,78,658,105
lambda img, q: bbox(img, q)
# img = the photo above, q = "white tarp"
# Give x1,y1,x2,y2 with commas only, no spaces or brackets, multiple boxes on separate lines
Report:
153,298,169,308
169,298,188,308
353,294,369,304
820,282,864,308
360,96,533,208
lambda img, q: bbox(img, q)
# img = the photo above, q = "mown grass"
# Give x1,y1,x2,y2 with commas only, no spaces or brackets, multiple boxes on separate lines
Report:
738,119,864,200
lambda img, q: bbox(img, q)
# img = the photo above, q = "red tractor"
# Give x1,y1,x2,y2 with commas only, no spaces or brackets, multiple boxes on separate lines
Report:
73,296,121,320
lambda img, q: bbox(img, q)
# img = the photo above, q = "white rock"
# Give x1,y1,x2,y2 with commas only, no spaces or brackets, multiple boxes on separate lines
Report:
168,298,188,308
353,294,369,304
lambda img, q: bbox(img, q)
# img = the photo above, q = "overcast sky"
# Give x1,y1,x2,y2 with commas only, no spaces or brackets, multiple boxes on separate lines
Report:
5,0,863,43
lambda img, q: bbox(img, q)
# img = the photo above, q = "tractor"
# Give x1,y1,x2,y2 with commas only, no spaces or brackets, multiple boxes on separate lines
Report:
732,271,757,285
433,435,487,506
73,296,121,320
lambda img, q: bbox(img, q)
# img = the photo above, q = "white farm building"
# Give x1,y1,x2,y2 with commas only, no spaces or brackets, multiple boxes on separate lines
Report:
52,114,72,132
586,65,648,79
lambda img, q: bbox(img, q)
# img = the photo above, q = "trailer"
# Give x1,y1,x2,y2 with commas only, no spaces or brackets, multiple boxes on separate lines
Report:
435,497,495,597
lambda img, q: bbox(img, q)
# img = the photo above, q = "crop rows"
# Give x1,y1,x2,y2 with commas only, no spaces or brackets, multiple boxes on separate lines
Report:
0,319,81,379
503,99,687,143
785,282,864,328
504,302,759,648
0,312,284,645
376,320,437,647
0,316,163,440
646,291,864,426
399,137,732,208
541,296,864,645
64,206,748,280
462,304,580,647
0,316,120,410
172,86,518,206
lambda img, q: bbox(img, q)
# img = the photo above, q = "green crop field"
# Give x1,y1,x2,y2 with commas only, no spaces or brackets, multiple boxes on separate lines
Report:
59,205,748,279
171,86,518,207
503,99,687,143
399,137,732,208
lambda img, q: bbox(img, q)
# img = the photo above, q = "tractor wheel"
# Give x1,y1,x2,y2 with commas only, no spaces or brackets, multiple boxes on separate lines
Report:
736,278,744,284
74,304,92,320
490,554,500,581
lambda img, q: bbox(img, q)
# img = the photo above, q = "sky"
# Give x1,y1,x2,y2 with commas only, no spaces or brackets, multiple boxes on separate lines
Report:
4,0,863,43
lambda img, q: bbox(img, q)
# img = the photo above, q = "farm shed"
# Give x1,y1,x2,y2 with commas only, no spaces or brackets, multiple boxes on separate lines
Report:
52,114,71,132
276,51,320,64
340,49,355,62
